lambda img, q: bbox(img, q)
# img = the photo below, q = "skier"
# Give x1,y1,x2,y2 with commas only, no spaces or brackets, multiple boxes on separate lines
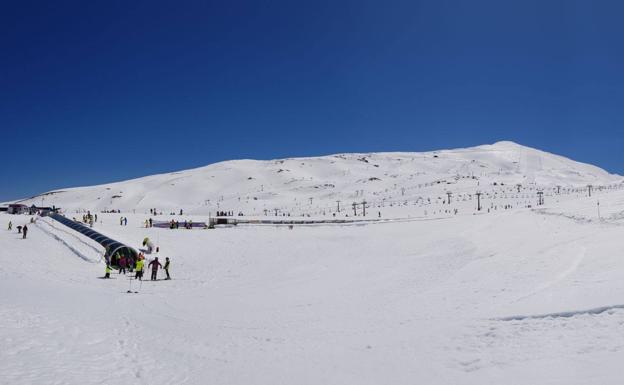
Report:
104,264,111,279
118,254,127,274
110,251,120,267
163,257,171,280
135,256,144,280
7,221,12,230
148,257,162,281
22,225,28,239
124,217,128,226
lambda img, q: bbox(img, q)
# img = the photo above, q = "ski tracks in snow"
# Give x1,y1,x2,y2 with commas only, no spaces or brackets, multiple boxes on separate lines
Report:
0,305,128,385
35,218,103,263
513,242,587,303
108,313,192,385
0,302,192,385
447,305,624,375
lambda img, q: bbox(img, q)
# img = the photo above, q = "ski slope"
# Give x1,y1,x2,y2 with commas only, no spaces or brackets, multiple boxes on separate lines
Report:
3,186,624,384
2,142,624,384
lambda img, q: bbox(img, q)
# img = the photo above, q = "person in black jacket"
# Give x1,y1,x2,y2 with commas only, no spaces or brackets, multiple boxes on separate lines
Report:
148,257,162,281
163,257,171,280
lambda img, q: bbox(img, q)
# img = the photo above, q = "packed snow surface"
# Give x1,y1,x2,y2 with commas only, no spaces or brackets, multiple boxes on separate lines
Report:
2,142,624,384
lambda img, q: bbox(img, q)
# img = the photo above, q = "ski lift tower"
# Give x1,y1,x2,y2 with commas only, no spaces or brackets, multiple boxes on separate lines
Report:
537,191,544,206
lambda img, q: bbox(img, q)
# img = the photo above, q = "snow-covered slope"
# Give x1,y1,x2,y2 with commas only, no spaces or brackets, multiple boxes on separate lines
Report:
4,142,624,384
5,186,624,384
12,141,622,216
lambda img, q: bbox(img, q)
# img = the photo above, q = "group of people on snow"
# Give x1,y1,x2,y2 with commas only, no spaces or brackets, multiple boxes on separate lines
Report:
6,212,176,282
8,220,28,239
105,251,171,281
81,211,96,227
149,208,163,216
167,219,194,229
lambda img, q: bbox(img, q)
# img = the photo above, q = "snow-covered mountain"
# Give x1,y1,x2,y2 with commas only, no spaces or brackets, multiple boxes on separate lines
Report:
5,141,624,384
13,141,622,215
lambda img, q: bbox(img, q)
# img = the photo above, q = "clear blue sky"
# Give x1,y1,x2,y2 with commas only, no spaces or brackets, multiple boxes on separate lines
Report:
1,0,623,201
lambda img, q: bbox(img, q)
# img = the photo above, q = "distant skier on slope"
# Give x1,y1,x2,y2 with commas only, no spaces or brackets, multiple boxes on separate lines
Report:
148,257,162,281
7,221,12,230
22,225,28,239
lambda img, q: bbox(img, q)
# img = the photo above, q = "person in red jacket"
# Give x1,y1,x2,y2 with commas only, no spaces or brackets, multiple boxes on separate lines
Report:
118,255,127,275
148,257,162,281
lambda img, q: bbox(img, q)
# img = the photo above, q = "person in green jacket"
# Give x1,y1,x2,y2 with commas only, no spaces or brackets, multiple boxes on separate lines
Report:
135,257,144,280
104,264,111,279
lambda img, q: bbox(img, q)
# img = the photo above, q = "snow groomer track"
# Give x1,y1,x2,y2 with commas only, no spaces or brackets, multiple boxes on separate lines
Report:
44,212,138,264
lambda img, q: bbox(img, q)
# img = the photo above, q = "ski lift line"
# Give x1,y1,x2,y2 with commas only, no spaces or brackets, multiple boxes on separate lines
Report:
184,175,619,216
43,211,138,265
263,182,620,217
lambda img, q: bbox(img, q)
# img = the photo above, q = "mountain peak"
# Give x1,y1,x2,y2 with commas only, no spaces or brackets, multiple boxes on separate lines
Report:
488,140,525,148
